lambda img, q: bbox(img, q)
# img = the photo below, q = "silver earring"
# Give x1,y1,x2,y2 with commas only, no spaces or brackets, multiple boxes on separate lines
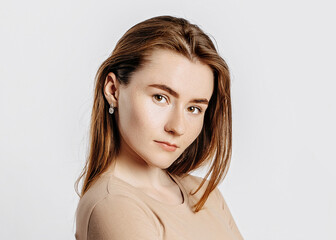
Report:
109,102,114,114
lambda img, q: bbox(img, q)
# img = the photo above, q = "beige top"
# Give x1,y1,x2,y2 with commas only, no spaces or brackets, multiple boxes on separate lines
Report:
75,169,244,240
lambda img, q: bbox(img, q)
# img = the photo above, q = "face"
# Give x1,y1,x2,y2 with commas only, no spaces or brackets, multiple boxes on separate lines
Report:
115,49,214,169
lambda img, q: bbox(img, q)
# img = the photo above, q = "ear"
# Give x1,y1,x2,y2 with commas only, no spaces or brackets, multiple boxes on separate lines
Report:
104,72,120,108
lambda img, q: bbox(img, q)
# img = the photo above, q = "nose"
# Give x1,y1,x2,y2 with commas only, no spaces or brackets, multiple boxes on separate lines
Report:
164,107,186,136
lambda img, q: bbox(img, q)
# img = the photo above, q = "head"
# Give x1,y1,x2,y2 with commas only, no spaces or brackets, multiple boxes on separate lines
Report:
76,16,232,212
104,48,214,171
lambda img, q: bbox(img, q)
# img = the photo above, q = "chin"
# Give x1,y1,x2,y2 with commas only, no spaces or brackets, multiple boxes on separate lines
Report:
146,157,177,169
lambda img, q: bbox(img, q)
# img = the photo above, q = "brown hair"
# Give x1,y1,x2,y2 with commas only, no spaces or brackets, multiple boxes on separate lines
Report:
75,15,232,213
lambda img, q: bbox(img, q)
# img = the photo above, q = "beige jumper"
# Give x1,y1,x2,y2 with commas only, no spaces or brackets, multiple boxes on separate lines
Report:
75,169,244,240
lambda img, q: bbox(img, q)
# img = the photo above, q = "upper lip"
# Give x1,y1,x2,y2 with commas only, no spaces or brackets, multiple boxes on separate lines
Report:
155,140,179,148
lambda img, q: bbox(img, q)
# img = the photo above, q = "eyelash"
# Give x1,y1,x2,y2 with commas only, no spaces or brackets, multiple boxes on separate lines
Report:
153,94,168,103
152,94,203,114
188,106,202,114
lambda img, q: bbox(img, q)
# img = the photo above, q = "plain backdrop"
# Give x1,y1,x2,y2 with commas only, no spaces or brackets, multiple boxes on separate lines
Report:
1,0,335,239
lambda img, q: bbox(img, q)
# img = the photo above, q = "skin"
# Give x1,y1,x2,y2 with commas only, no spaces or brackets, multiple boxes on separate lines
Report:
104,49,214,204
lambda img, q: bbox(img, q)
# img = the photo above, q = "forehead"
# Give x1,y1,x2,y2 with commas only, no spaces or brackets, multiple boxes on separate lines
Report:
130,49,214,100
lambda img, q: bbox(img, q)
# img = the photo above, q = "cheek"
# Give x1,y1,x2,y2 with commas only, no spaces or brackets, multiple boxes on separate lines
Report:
193,121,204,139
117,92,141,141
182,117,204,148
119,94,163,138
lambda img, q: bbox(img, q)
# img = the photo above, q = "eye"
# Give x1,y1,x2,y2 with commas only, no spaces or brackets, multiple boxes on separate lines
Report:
188,106,202,114
153,94,168,104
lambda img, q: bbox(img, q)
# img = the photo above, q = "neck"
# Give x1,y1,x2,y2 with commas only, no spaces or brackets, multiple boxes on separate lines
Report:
108,140,173,189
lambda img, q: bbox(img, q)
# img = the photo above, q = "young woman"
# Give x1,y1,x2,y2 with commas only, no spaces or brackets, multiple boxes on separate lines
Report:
75,15,244,240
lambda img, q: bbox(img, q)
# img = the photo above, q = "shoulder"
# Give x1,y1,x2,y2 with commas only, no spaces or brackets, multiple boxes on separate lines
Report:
75,171,161,240
177,172,208,190
87,194,160,239
177,172,214,193
176,173,222,206
179,172,204,183
75,172,111,240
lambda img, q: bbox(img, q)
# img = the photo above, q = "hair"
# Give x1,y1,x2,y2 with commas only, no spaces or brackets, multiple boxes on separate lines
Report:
75,15,232,213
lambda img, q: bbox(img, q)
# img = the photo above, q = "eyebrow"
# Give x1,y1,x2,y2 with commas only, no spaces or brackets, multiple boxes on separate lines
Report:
148,84,209,105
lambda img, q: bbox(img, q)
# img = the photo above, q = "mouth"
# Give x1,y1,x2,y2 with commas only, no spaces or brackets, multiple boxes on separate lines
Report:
154,140,179,152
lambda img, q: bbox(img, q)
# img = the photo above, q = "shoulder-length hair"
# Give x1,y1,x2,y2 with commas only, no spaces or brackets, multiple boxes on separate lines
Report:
75,15,232,213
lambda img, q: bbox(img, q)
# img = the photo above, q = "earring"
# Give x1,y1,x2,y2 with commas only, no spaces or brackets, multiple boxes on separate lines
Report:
109,102,114,114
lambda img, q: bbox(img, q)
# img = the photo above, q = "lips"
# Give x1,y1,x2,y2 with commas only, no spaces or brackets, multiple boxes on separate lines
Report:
154,140,178,148
154,140,179,152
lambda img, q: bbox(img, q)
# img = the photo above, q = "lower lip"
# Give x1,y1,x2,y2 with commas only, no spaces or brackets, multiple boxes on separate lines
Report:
155,141,177,152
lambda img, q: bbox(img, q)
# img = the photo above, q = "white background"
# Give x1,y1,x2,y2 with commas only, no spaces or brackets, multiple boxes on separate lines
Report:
1,0,335,239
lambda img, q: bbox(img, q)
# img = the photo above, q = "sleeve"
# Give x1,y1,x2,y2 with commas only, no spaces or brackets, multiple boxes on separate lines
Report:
215,188,244,240
87,195,161,240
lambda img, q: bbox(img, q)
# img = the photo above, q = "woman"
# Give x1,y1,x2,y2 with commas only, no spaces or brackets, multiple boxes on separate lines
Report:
75,15,244,240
